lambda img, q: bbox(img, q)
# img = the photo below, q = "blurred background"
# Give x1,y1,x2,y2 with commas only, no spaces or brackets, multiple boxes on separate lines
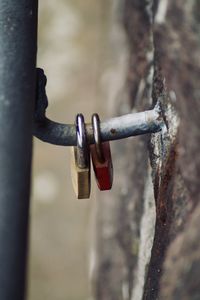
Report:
26,2,200,300
28,1,127,299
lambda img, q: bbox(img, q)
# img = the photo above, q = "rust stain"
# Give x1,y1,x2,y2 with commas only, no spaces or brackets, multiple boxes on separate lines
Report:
157,140,179,223
110,128,117,135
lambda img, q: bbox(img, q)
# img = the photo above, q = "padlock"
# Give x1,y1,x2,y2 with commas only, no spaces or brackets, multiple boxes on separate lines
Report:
90,114,113,191
70,114,91,199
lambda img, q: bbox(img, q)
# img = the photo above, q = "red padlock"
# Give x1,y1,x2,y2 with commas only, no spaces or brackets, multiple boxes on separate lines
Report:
90,114,113,191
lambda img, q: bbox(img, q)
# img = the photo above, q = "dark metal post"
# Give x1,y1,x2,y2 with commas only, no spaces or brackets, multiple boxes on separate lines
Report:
0,1,38,299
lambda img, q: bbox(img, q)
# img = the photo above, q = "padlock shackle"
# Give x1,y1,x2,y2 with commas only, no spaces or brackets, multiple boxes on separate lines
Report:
91,114,105,163
76,114,89,169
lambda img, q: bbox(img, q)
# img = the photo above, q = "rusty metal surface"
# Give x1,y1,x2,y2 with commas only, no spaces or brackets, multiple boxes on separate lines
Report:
33,70,163,145
33,69,163,146
34,108,162,146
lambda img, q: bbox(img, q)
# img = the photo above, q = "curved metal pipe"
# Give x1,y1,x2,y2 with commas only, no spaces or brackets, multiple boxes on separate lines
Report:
33,69,164,146
33,108,162,146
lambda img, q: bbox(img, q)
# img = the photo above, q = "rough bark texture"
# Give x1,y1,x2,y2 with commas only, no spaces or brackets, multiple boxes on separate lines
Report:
93,0,200,300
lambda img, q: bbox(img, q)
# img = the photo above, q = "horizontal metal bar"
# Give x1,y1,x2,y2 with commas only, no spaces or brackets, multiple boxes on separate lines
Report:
33,69,164,146
33,108,163,146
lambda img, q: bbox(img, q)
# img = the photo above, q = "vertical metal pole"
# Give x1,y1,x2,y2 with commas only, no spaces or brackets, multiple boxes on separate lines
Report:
0,1,38,299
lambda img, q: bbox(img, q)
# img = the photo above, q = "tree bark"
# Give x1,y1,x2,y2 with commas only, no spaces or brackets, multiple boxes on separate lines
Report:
92,1,200,299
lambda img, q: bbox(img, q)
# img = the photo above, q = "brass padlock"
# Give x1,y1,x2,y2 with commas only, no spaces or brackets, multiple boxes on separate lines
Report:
70,114,91,199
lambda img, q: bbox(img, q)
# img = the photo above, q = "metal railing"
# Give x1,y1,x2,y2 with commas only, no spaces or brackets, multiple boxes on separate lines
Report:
0,1,38,299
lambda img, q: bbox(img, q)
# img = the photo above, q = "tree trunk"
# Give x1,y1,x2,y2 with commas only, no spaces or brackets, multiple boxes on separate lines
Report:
92,1,200,299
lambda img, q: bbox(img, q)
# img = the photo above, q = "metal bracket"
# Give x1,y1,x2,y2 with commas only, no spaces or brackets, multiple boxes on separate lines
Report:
33,68,164,146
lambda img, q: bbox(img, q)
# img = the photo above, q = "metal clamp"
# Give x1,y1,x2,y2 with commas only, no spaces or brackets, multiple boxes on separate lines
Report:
33,68,164,146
